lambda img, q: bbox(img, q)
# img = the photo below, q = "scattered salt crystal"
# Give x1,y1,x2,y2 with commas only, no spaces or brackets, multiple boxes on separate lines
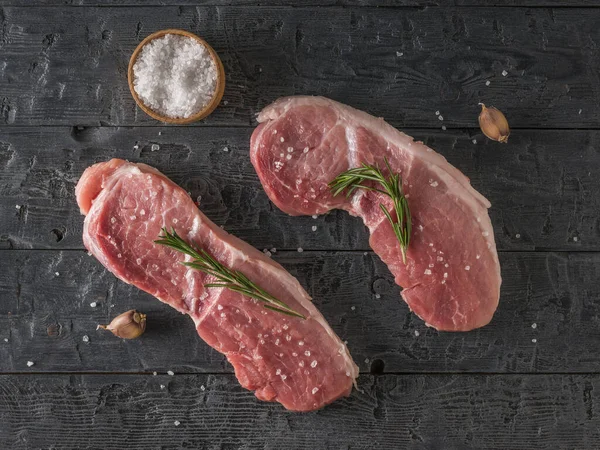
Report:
312,387,319,394
311,225,317,232
298,341,304,346
158,131,162,135
516,233,521,239
297,247,303,253
430,181,439,187
82,335,89,343
375,294,381,299
174,420,180,426
364,358,370,364
132,34,218,119
485,80,491,86
415,330,420,337
3,338,7,342
276,368,281,375
579,109,582,115
303,147,309,153
476,255,481,259
435,111,440,116
444,273,448,278
312,215,318,219
217,304,223,310
424,269,432,275
285,335,291,341
465,266,470,271
482,231,489,237
151,144,160,151
136,258,142,265
396,51,403,57
160,384,165,389
282,324,288,330
292,352,298,357
280,153,284,157
429,264,434,268
299,361,305,367
441,125,447,131
200,385,205,391
55,272,60,276
438,115,444,121
281,375,287,381
270,248,277,253
346,371,351,376
153,371,157,376
502,70,508,77
311,360,318,368
223,146,229,152
133,144,139,150
305,351,311,357
286,154,292,160
280,137,285,143
444,263,449,268
531,323,537,329
27,361,34,367
573,237,579,242
287,147,294,153
167,370,174,376
532,338,537,343
472,139,477,144
351,306,356,311
90,302,97,308
15,205,21,210
111,217,116,224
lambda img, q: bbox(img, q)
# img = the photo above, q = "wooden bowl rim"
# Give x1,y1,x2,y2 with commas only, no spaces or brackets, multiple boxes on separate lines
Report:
127,29,225,124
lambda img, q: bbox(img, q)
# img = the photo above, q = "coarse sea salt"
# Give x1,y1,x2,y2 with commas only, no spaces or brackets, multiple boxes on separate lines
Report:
133,34,218,119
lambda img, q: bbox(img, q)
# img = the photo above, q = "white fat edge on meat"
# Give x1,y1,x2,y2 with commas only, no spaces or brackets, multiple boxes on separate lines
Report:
257,96,491,211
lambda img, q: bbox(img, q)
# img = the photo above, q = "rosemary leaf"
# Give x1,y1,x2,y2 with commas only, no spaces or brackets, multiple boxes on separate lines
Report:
155,228,306,319
329,158,412,263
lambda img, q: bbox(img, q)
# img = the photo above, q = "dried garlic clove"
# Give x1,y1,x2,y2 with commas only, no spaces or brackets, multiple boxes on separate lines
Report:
478,103,510,143
98,309,146,339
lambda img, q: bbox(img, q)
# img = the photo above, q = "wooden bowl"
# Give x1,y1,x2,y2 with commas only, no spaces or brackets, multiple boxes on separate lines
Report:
128,29,225,124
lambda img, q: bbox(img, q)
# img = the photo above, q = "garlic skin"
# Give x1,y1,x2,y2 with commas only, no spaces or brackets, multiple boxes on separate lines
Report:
478,103,510,143
98,309,147,339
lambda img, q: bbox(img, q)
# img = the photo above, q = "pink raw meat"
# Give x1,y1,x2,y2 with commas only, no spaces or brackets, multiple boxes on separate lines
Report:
76,159,358,411
250,96,501,331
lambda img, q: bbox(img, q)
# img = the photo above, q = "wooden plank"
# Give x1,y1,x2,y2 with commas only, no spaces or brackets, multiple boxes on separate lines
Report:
1,373,599,449
1,250,598,373
0,126,596,251
4,1,600,8
0,6,598,128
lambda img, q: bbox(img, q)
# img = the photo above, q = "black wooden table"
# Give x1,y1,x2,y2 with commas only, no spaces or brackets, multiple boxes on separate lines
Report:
1,1,600,449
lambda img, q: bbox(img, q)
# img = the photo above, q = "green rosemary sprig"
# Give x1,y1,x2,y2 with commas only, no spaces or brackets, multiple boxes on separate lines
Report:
329,158,412,263
155,228,306,319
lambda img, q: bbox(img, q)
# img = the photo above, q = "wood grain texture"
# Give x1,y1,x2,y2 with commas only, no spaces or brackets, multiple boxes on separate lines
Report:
0,126,596,252
1,249,598,374
0,6,599,128
4,1,600,7
1,373,599,450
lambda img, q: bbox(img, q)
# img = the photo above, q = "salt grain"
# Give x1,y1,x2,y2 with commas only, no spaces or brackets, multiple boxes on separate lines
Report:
532,338,537,343
174,420,181,426
311,360,318,368
312,225,317,232
531,323,537,329
82,335,89,343
132,34,218,119
167,370,175,376
312,387,319,394
90,302,97,308
485,80,491,86
160,384,165,389
297,247,303,253
312,215,318,219
502,69,508,77
414,330,420,337
465,266,470,271
375,293,381,299
424,269,432,275
27,361,34,367
55,272,60,276
200,385,205,391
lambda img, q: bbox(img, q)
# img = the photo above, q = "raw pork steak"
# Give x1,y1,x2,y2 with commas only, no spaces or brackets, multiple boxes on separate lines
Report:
251,96,501,331
76,159,358,411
